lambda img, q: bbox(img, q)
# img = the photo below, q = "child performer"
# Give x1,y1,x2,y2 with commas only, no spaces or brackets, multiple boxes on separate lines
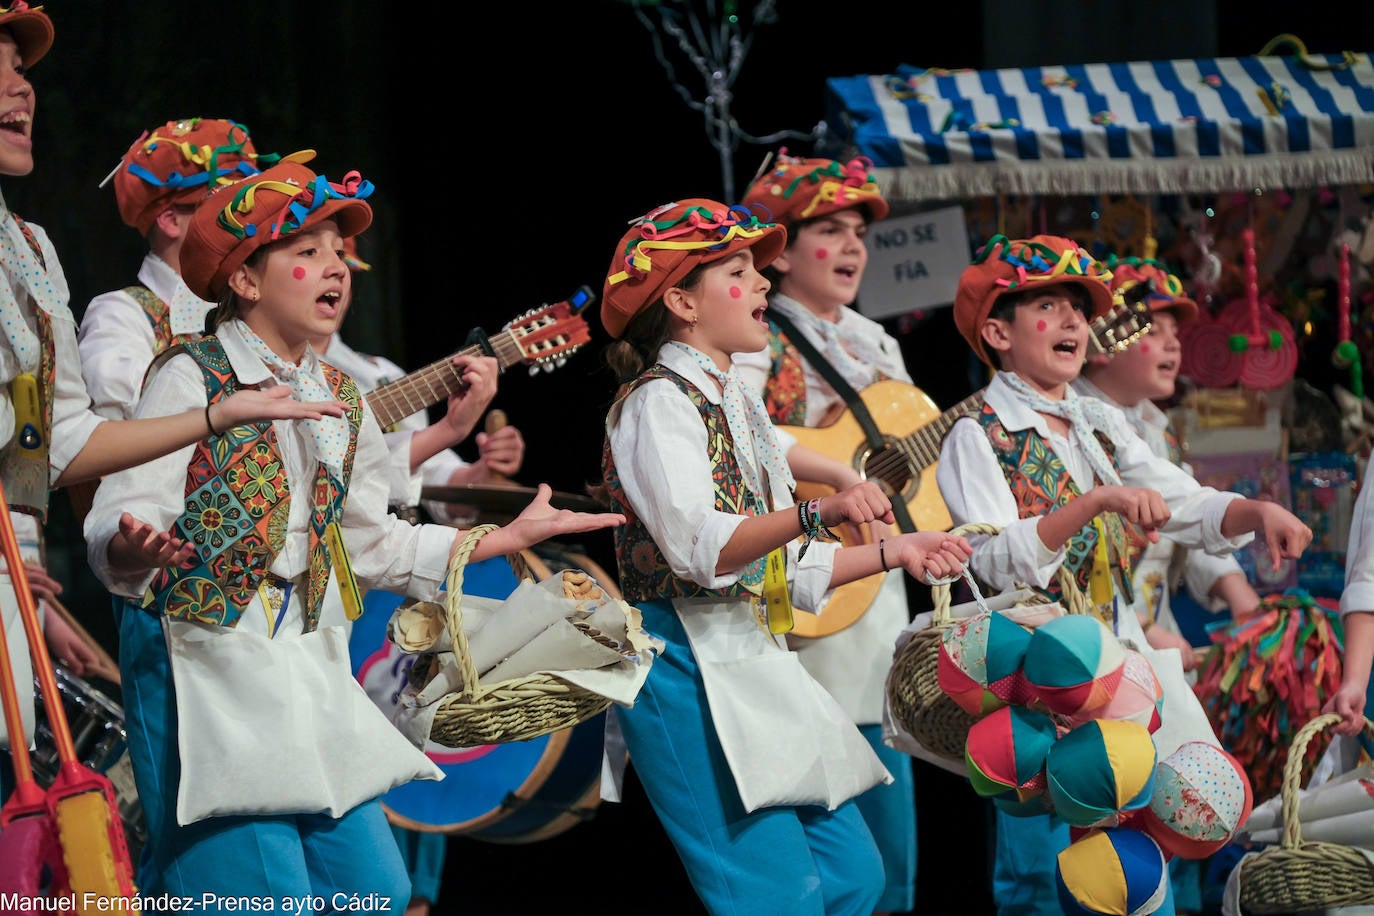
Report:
1074,257,1261,672
0,3,345,800
1323,471,1374,738
736,150,920,915
935,234,1312,916
597,198,972,915
82,159,624,909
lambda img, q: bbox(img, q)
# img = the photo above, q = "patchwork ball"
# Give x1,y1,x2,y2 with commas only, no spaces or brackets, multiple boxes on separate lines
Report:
1138,741,1254,859
993,792,1054,818
938,610,1035,715
1056,827,1169,916
1022,615,1126,717
965,704,1059,801
1065,648,1164,734
1047,719,1156,828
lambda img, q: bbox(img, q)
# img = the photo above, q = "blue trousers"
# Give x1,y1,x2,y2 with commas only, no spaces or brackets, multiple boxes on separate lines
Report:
116,600,410,913
616,600,884,916
856,723,916,913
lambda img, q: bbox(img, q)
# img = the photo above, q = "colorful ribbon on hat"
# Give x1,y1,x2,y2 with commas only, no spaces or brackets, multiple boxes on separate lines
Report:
607,203,775,288
216,170,374,241
773,153,882,221
125,119,278,193
975,234,1113,292
1103,255,1188,306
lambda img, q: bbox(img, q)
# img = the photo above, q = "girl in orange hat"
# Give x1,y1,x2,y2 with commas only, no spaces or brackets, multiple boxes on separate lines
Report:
597,198,971,915
0,3,351,810
82,159,624,910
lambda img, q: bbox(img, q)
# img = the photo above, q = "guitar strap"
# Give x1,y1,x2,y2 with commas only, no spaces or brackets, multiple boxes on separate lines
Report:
767,310,917,534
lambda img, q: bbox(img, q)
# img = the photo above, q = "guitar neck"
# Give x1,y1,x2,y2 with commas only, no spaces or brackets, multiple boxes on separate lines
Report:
892,389,987,477
366,330,526,429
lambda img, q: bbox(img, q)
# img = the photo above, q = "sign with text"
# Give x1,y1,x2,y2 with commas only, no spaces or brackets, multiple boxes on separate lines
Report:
857,205,968,319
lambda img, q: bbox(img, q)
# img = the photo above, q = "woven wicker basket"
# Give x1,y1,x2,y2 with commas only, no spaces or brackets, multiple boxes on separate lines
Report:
886,521,1093,763
427,524,615,748
1237,712,1374,915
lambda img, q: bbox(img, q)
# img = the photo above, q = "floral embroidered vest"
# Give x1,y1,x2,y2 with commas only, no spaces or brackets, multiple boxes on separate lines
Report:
0,218,57,520
126,284,200,354
139,336,361,632
602,366,768,603
975,404,1144,607
760,322,810,426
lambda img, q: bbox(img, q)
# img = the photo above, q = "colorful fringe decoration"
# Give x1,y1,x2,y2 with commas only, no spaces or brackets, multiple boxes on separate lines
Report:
1193,589,1344,803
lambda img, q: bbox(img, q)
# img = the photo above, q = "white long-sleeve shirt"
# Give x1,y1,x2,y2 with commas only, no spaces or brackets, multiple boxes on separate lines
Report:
77,253,213,420
936,372,1251,596
83,321,455,637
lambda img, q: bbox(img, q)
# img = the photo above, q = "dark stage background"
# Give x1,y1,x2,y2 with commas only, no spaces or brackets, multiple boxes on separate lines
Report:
16,2,1367,913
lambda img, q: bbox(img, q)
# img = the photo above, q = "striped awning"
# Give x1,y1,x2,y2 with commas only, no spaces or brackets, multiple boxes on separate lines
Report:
821,52,1374,203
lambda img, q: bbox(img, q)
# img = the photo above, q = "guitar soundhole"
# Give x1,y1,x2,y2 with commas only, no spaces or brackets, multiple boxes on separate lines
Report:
860,444,912,495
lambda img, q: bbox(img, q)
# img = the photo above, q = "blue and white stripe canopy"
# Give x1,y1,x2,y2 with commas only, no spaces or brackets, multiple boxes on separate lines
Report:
822,52,1374,203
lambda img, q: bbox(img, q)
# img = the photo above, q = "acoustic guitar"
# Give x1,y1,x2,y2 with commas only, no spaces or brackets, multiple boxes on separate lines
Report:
782,295,1154,638
367,285,595,430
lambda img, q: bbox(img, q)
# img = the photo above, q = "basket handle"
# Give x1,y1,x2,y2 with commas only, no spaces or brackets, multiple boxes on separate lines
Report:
1279,712,1374,849
936,521,1091,622
443,524,502,697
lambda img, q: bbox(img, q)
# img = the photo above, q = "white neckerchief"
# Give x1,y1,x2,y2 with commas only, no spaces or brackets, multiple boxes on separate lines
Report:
235,319,349,480
768,293,885,392
668,341,794,499
165,263,214,337
1000,370,1123,486
1074,376,1170,458
0,190,67,372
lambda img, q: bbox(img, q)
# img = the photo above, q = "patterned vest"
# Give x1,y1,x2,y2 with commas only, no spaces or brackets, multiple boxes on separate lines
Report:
137,336,362,632
602,366,769,603
759,321,890,427
126,284,201,354
975,404,1144,608
0,217,57,520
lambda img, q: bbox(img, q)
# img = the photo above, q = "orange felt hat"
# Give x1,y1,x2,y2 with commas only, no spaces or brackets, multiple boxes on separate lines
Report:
1106,257,1198,323
743,148,890,228
113,117,312,235
600,199,786,339
954,234,1115,366
180,159,374,302
0,2,52,69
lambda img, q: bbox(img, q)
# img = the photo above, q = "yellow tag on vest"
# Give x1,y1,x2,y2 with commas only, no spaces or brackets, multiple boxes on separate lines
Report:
762,547,794,635
10,372,46,464
323,520,365,621
1089,517,1114,609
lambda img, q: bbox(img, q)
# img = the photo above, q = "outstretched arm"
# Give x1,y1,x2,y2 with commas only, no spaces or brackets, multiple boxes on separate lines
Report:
57,385,346,486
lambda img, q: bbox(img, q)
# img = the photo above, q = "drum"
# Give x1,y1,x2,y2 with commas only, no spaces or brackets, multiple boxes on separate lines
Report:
349,540,620,842
31,665,147,861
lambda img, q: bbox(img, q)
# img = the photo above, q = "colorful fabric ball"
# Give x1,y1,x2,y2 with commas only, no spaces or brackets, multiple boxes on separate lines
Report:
965,704,1059,801
1056,827,1169,915
1022,615,1125,717
1065,648,1163,734
1138,741,1253,860
938,610,1034,715
1047,719,1156,828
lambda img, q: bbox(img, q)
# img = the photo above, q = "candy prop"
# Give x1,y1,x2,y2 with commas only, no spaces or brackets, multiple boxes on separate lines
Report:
1138,741,1253,860
1065,648,1163,734
1056,827,1169,916
965,704,1059,801
1178,314,1244,388
1333,242,1364,398
1046,719,1157,828
1194,590,1343,802
1022,615,1125,718
938,610,1035,715
1221,228,1297,390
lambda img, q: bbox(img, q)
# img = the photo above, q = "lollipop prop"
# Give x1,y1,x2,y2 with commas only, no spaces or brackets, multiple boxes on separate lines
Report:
1333,242,1363,398
1228,229,1284,354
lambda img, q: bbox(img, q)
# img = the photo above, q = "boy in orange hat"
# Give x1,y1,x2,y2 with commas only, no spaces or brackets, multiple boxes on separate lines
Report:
82,158,625,905
79,117,297,420
736,149,921,915
935,235,1311,916
597,197,972,915
0,4,349,806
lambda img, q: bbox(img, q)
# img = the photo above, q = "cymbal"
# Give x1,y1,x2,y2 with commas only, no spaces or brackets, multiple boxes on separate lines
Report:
418,484,603,515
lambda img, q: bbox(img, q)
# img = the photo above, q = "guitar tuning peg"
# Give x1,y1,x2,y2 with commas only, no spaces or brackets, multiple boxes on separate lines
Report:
528,365,539,377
